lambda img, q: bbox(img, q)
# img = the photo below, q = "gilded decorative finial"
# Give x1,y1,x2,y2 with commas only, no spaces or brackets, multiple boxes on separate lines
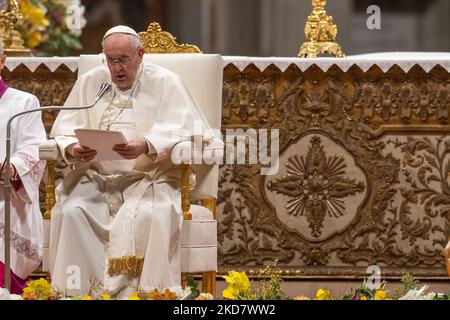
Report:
138,22,202,54
0,0,31,56
298,0,345,58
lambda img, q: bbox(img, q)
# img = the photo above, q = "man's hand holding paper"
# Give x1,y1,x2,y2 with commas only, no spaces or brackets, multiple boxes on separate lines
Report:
71,143,97,162
113,138,149,159
74,129,131,161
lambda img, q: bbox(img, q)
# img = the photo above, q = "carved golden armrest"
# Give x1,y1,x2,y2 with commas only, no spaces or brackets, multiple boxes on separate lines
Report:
38,139,60,220
172,139,222,295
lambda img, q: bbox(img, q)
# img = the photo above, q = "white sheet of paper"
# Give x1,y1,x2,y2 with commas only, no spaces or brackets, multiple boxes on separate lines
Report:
74,129,128,161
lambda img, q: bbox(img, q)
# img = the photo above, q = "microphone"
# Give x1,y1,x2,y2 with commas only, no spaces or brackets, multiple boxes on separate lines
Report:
92,82,112,106
1,82,111,291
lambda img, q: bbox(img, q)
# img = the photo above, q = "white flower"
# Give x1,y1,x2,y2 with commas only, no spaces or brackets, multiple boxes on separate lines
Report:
0,288,11,300
399,285,436,300
174,286,192,300
9,294,23,300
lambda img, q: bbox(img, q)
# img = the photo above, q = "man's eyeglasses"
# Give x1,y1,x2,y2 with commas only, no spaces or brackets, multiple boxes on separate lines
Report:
102,48,139,67
102,55,132,67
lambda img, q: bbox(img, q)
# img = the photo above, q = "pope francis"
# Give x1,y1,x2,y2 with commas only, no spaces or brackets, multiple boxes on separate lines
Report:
49,25,209,297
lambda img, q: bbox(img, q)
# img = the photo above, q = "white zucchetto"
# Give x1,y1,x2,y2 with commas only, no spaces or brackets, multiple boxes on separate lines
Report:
103,25,139,40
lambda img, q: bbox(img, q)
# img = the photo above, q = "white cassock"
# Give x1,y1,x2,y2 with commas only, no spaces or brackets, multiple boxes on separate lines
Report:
0,87,46,279
49,62,209,296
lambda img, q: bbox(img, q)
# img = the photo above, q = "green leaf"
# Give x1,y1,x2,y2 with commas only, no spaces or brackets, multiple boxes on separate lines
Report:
186,274,200,299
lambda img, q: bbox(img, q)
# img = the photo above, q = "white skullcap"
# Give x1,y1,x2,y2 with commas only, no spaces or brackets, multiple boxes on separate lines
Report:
103,25,139,40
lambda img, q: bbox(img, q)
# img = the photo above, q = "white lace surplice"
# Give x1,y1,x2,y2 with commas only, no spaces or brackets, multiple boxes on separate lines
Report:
0,87,46,279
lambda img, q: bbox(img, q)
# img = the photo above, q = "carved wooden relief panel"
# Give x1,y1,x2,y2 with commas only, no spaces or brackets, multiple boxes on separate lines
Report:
220,64,450,277
3,64,76,133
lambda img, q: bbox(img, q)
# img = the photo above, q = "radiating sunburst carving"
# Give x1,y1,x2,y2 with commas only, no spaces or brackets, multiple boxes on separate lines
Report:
268,136,365,238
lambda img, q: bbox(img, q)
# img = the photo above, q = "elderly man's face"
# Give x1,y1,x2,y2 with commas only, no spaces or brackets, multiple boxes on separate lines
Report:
102,34,144,90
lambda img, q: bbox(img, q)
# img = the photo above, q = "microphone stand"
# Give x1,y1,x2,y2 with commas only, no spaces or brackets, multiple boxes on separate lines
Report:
2,83,111,291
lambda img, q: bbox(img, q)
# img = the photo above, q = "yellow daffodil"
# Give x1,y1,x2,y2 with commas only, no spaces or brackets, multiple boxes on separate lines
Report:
223,271,251,292
20,1,49,27
81,296,93,300
128,292,140,300
374,290,389,300
314,289,333,300
22,278,52,300
22,288,37,300
25,30,42,48
101,294,111,300
222,270,254,299
222,286,239,300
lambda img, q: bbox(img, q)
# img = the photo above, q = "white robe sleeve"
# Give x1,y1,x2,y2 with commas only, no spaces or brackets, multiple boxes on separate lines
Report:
9,94,47,204
145,74,211,163
50,67,110,164
50,78,86,164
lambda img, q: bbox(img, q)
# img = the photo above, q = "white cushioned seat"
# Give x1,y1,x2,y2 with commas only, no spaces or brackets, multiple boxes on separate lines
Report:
181,205,217,273
42,220,51,273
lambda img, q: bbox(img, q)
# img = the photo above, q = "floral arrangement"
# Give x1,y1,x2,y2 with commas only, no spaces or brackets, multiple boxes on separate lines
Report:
341,281,391,300
222,260,290,300
0,277,213,300
221,264,449,301
17,0,86,55
0,270,448,301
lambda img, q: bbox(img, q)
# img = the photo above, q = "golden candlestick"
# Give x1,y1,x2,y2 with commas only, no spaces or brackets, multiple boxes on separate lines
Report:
0,0,31,56
298,0,344,58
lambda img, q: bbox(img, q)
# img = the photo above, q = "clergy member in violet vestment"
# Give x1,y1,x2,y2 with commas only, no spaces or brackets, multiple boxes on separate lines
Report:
0,38,47,294
49,25,212,297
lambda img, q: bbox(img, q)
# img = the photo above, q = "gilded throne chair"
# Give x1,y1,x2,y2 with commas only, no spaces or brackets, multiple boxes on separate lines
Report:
39,22,223,295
